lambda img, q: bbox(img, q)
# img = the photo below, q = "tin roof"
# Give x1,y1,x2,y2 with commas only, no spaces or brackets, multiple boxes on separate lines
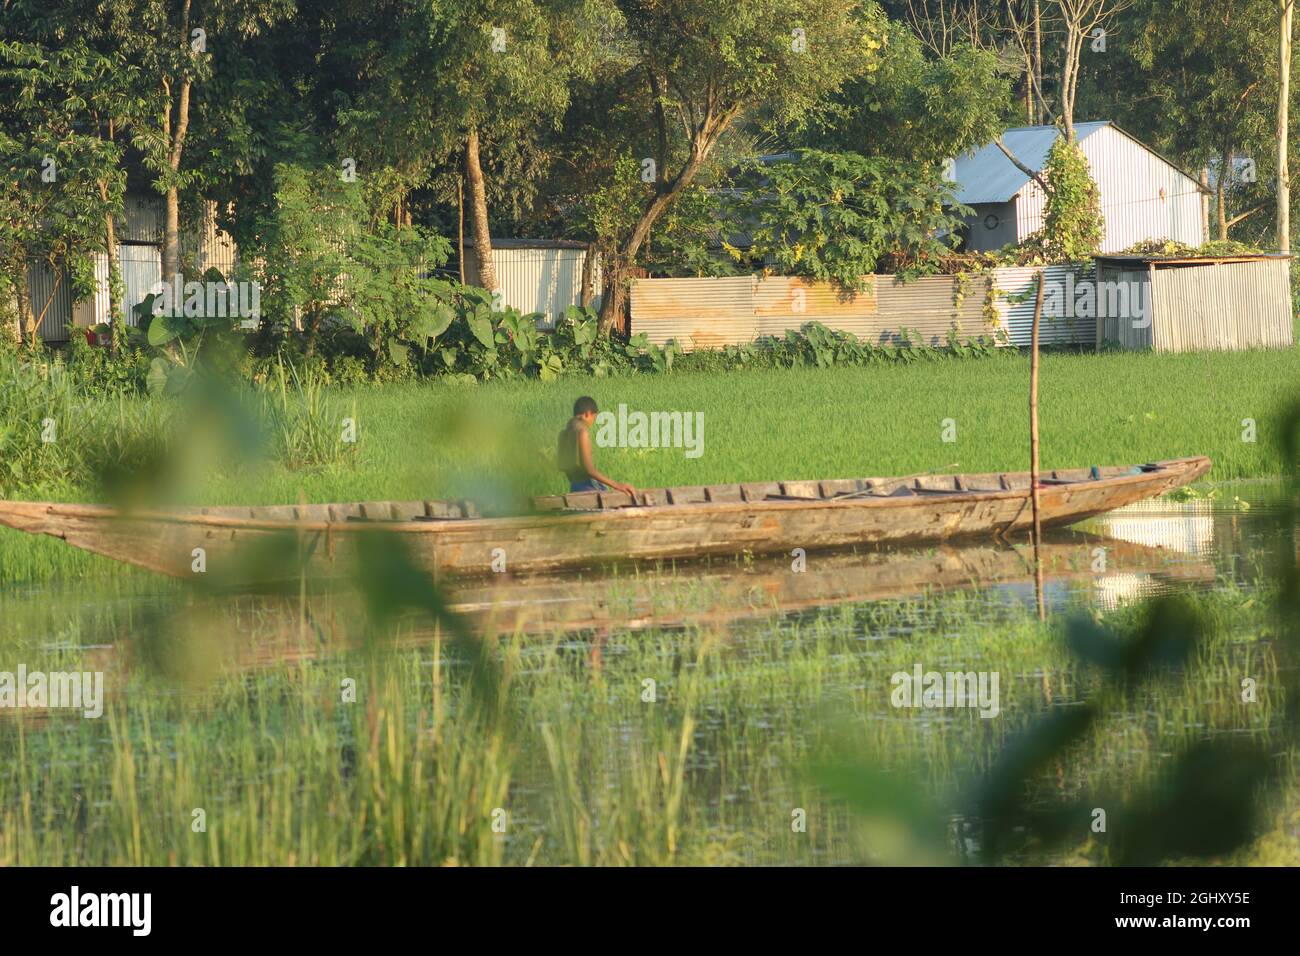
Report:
1094,253,1291,267
952,122,1111,205
952,121,1209,206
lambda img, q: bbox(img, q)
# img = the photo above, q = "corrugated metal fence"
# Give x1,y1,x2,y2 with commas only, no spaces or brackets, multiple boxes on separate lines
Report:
632,265,1092,350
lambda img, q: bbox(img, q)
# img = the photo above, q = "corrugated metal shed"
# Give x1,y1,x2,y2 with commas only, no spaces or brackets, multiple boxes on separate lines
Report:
1095,254,1293,352
119,244,163,327
957,122,1208,253
995,264,1097,346
33,195,240,340
1095,263,1153,349
462,239,601,329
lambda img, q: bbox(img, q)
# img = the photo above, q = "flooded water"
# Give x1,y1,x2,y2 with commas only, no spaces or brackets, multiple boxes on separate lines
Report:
1,480,1296,866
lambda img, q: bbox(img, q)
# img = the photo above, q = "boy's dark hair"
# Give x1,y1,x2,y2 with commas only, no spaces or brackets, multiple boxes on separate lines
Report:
573,396,599,417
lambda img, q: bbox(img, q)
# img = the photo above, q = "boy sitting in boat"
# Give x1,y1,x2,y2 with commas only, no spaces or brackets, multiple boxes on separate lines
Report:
558,397,637,497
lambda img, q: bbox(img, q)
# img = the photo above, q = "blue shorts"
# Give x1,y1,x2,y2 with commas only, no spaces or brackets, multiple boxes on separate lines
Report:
569,479,608,493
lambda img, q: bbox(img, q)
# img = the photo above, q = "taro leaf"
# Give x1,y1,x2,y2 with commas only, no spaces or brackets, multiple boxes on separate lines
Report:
572,317,596,346
460,286,493,310
408,301,455,344
147,311,187,347
539,354,563,383
467,309,495,348
387,340,410,367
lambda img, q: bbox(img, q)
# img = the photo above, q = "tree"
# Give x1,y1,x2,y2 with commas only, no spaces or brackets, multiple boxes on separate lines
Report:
591,0,869,332
96,0,291,284
0,32,126,346
335,0,603,291
1006,0,1134,140
1097,0,1279,240
808,11,1015,164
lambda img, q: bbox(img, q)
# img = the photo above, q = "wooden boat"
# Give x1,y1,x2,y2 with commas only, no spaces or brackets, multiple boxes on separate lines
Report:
0,456,1211,581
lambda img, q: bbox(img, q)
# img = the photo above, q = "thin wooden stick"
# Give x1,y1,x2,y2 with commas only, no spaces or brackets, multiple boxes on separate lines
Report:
1030,269,1046,621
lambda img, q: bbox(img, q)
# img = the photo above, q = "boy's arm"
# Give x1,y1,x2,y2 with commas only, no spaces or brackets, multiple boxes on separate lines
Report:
578,428,636,497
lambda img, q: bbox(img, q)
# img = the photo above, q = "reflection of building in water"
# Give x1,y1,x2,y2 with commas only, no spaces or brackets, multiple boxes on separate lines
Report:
1087,499,1217,557
1091,571,1165,611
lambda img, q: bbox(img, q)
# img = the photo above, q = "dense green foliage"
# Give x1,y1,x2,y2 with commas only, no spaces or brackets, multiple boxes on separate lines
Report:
736,150,970,289
1032,138,1104,261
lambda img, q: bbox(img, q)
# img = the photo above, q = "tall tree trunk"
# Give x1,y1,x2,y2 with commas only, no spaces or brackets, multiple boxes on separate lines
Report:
1200,167,1211,243
100,175,123,351
1033,0,1044,124
457,175,466,284
10,257,31,345
1279,0,1293,253
580,243,596,308
161,78,190,284
161,1,193,285
1024,52,1034,124
464,127,496,292
1217,168,1228,240
105,214,123,351
598,184,687,335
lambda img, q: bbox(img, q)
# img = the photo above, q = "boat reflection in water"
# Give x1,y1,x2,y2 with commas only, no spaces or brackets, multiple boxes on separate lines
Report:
195,529,1214,673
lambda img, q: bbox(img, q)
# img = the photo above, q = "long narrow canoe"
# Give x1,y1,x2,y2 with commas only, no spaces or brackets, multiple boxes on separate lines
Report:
0,456,1211,581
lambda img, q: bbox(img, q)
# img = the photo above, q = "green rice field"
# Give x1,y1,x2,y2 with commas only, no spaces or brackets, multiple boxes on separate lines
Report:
1,346,1298,867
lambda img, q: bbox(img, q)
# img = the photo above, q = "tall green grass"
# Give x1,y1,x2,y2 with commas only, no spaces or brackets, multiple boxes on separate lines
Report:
1,575,1295,866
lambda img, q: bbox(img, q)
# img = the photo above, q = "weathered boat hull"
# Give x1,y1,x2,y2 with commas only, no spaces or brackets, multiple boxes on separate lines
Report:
0,457,1211,581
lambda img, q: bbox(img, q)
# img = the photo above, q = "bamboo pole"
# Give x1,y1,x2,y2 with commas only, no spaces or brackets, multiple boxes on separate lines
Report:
1279,0,1294,253
1031,269,1046,621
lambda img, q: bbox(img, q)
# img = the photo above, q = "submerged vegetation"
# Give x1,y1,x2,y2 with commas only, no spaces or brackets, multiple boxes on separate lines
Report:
0,556,1295,866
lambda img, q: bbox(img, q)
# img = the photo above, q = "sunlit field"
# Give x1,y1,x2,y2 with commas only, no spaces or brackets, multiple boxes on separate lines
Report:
3,345,1297,584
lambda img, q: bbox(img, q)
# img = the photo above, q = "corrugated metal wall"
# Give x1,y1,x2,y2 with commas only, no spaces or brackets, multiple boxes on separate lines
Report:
119,244,162,327
1150,259,1294,351
32,196,241,340
1097,265,1154,349
996,264,1097,346
633,267,1098,350
26,260,74,342
183,200,239,278
635,274,1007,350
1016,126,1205,252
122,194,162,243
463,245,601,329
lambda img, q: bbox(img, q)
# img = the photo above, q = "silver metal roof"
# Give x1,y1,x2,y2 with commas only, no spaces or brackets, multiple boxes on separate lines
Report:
952,122,1111,205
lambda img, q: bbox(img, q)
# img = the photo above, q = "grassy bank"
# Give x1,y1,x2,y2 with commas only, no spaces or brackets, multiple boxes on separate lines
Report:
2,344,1298,583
